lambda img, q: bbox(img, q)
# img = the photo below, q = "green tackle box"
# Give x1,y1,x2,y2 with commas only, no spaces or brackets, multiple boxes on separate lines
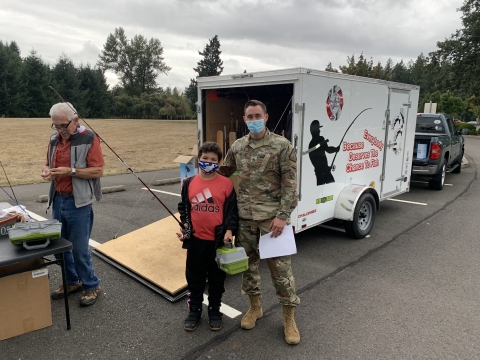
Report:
8,220,61,247
216,245,248,275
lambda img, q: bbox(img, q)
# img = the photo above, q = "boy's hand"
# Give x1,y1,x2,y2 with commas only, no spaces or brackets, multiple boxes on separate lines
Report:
177,230,185,242
223,230,233,245
177,223,189,242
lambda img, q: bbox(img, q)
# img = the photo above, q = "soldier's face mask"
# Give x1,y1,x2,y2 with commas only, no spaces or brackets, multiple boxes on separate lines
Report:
246,119,265,135
198,161,219,174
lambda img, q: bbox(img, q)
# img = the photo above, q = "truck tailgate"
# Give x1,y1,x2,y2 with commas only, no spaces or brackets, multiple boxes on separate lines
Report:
413,135,431,161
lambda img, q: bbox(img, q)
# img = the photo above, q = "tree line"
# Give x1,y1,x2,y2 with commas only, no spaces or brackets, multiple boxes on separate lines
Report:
325,0,480,121
0,31,223,119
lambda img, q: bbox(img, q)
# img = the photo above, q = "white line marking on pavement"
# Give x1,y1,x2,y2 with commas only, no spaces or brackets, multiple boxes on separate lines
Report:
203,293,242,319
27,210,100,248
141,188,181,197
411,180,453,186
387,199,427,206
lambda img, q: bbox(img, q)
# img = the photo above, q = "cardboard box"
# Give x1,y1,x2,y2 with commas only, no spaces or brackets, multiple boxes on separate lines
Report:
0,258,52,340
174,145,199,184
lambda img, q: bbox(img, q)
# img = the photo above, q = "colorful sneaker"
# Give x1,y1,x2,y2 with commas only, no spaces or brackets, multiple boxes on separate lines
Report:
80,287,101,307
51,281,83,299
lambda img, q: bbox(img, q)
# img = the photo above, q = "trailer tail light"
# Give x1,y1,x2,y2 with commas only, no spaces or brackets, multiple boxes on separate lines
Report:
429,142,441,160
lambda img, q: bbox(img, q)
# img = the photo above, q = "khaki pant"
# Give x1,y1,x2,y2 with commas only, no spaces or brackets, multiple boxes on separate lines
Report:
237,218,300,307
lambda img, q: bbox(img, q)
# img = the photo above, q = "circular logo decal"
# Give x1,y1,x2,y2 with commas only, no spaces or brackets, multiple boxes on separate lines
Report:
326,85,344,121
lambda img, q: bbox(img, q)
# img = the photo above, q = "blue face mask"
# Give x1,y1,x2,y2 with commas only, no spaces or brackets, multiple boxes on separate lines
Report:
246,119,265,135
198,160,219,174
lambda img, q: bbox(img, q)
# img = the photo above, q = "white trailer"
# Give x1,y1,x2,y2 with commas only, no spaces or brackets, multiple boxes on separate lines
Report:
196,68,419,238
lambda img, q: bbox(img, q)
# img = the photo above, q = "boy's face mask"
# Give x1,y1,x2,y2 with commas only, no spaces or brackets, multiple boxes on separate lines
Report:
198,161,219,174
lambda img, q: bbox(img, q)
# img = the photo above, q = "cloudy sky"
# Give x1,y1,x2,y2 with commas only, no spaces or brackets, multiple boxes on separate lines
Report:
1,0,464,90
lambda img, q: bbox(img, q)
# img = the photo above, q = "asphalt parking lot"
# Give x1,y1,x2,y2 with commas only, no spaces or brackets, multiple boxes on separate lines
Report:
1,139,479,359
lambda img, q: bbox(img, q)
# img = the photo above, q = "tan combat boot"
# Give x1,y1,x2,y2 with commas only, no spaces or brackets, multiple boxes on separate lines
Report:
241,295,263,329
282,305,300,345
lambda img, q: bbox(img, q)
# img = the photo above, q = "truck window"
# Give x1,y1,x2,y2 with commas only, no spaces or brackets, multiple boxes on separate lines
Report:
415,116,446,134
446,118,455,134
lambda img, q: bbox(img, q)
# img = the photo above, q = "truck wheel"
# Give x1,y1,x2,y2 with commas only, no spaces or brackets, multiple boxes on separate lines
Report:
452,151,463,174
429,161,446,190
344,193,376,239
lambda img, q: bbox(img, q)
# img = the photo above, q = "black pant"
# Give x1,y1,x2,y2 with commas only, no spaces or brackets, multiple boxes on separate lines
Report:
186,237,226,310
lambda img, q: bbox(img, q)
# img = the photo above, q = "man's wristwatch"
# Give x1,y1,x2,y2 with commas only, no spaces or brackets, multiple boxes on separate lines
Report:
71,167,76,177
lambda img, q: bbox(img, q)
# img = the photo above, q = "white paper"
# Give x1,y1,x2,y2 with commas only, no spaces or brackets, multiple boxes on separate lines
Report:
259,225,297,259
417,143,428,160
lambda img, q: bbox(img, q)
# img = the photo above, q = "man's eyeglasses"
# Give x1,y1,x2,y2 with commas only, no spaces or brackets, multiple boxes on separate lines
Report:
51,119,72,130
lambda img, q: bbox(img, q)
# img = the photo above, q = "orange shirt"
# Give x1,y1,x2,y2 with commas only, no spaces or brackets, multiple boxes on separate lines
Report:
46,131,104,193
188,174,234,241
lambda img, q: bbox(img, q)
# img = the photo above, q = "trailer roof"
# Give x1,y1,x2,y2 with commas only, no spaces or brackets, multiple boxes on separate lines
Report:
196,67,420,91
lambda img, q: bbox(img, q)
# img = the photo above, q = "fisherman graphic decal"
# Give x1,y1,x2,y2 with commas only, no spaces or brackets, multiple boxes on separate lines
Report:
306,120,340,185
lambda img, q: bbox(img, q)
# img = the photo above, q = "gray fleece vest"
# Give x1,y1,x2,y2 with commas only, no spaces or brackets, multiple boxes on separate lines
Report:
47,129,102,208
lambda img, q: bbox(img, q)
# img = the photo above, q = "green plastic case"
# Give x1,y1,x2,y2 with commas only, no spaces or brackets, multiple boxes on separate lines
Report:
216,246,248,275
8,220,61,245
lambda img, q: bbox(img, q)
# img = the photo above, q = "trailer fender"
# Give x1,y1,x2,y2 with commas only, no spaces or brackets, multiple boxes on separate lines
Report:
334,185,380,221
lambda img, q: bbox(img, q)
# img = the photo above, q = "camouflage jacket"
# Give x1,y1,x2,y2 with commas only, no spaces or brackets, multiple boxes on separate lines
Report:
218,129,298,221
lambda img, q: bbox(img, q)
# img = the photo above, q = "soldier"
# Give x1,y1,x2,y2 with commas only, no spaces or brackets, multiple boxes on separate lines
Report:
218,99,300,345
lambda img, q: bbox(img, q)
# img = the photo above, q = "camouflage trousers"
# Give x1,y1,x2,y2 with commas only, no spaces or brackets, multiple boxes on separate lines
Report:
237,218,300,307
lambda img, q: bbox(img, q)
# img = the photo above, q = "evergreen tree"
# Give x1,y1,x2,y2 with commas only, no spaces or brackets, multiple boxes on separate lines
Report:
0,41,26,117
381,58,394,80
78,64,111,118
51,54,85,114
193,35,224,77
20,50,54,117
325,62,339,73
184,78,198,113
390,60,410,84
338,52,373,77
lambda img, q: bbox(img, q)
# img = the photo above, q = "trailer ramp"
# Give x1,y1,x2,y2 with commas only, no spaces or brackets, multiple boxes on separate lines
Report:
93,214,187,301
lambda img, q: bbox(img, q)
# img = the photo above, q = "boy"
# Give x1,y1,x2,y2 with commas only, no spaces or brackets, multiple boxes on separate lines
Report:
178,142,238,331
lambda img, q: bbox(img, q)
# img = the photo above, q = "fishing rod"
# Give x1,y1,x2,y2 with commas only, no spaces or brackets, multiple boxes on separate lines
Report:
48,86,185,230
330,108,372,171
0,184,34,220
0,160,34,220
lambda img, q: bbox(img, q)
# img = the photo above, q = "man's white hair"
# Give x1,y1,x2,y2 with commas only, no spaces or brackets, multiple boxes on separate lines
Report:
49,102,78,120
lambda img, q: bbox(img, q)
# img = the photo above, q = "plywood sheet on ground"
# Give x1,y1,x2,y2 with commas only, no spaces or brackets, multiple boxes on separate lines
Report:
95,213,186,295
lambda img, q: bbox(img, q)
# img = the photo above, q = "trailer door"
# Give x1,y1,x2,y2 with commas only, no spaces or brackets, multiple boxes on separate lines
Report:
381,88,411,197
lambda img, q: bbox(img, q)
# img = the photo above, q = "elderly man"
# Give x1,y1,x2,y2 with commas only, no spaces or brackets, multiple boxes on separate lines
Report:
41,102,104,306
218,99,300,345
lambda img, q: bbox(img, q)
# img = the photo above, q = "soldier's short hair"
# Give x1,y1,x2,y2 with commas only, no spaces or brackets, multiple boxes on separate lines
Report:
198,142,223,162
244,100,267,115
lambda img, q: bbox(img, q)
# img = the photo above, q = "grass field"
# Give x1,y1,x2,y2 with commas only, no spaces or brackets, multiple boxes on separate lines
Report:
0,118,197,186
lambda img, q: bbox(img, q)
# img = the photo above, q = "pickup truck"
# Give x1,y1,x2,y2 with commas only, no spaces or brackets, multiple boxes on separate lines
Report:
412,113,464,190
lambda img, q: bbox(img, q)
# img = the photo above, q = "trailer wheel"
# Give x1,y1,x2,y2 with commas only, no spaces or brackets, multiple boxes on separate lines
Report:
428,160,446,190
344,193,376,239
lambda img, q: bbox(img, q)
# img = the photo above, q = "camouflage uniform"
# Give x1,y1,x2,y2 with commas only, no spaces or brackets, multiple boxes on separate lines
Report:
218,129,300,306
